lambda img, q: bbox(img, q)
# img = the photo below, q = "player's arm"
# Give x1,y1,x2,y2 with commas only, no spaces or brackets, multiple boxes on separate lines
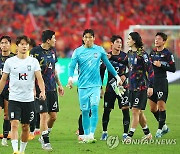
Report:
101,48,122,85
160,52,176,72
55,69,64,96
35,70,46,100
0,73,8,94
143,53,154,97
67,50,78,89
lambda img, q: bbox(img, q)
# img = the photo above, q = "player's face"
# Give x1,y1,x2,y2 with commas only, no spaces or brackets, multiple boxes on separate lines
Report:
112,38,122,51
83,33,95,47
49,35,56,47
17,39,29,54
0,38,11,52
155,35,165,48
127,35,135,48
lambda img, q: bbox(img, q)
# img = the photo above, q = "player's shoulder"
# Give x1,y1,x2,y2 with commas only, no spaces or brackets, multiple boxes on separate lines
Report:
30,45,42,54
163,48,173,55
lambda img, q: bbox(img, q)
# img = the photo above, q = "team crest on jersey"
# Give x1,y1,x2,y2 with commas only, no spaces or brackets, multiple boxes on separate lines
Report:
27,65,31,71
94,53,98,58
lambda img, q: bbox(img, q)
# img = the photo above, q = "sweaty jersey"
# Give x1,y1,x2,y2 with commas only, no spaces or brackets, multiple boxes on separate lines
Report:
3,56,41,102
30,45,57,91
0,52,15,91
69,44,117,88
111,49,154,91
100,51,128,93
149,48,176,78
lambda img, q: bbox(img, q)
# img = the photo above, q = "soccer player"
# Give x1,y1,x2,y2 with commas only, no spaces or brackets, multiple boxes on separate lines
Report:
67,29,122,143
30,30,64,150
149,32,176,138
111,32,154,141
0,35,45,154
0,35,15,146
100,35,130,140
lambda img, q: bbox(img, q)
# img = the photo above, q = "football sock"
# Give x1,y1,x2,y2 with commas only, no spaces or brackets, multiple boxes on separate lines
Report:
90,105,98,134
152,110,159,122
158,110,166,129
3,119,10,138
78,114,84,135
102,109,111,131
122,109,130,134
82,109,90,135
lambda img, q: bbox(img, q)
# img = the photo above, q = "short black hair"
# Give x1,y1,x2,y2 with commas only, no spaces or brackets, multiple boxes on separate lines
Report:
156,32,167,41
129,32,143,49
29,38,36,47
111,35,123,44
16,35,30,45
0,35,11,43
42,30,55,43
83,29,94,37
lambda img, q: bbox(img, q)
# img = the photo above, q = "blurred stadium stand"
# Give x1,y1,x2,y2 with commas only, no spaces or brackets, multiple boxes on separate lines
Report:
0,0,179,57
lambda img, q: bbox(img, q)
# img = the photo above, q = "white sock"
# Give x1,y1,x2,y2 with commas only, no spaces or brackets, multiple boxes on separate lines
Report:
11,139,18,152
130,128,136,132
48,128,52,133
163,124,167,130
35,128,40,131
19,141,28,153
42,130,48,135
142,125,148,129
89,132,94,139
103,131,107,133
30,132,34,135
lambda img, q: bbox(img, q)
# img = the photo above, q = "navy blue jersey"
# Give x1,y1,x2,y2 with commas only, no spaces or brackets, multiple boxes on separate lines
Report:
0,52,15,91
30,45,57,91
100,51,128,92
149,48,176,78
111,49,154,91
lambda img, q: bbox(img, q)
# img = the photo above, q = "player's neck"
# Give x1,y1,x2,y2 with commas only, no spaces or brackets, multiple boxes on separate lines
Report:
41,43,50,50
17,53,28,59
131,46,137,52
156,46,164,52
2,50,10,56
112,49,120,55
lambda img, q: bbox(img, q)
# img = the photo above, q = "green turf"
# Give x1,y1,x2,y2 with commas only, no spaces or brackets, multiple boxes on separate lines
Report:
0,84,180,154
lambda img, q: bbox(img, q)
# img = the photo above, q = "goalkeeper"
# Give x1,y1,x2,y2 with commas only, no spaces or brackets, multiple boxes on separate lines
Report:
100,35,130,141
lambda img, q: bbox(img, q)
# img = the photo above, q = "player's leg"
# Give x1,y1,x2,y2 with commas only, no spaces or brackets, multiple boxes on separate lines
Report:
100,92,115,140
139,111,152,140
34,113,40,135
149,93,159,122
38,99,52,150
8,101,21,153
47,91,59,134
78,88,91,143
119,90,130,139
89,87,101,141
2,99,11,146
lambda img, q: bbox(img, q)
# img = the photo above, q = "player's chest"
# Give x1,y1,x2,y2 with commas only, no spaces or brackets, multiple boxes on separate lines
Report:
151,53,166,61
38,52,56,66
79,50,101,62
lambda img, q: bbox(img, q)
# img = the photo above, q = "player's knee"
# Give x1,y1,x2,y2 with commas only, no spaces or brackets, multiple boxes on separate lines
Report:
132,108,140,115
50,115,57,122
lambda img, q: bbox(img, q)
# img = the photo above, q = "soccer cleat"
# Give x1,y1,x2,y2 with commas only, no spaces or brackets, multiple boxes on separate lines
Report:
34,129,41,136
42,143,53,151
79,138,97,144
161,125,170,136
28,134,35,140
155,129,162,138
141,133,152,141
123,135,132,143
1,138,8,146
100,132,108,141
19,152,24,154
122,133,128,140
38,136,44,145
13,151,20,154
78,135,84,141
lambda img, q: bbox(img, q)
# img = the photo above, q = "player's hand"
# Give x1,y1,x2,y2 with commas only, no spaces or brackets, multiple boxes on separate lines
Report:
153,61,161,67
39,91,46,100
67,77,73,89
58,85,64,96
147,88,153,97
115,75,123,86
120,75,126,83
100,88,104,99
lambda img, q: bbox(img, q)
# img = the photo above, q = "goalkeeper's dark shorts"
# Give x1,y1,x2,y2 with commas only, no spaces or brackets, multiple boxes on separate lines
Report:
104,90,129,109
